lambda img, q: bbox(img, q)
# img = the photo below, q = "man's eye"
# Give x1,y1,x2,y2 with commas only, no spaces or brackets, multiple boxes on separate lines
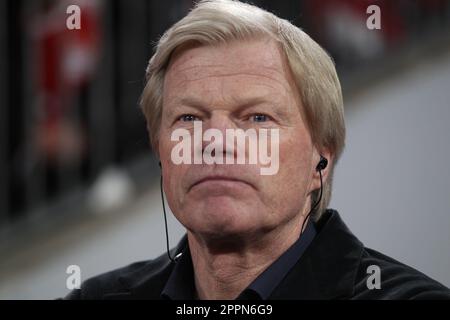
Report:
179,114,199,122
251,114,269,122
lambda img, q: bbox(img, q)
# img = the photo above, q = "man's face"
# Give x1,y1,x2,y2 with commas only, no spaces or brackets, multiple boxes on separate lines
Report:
159,38,320,240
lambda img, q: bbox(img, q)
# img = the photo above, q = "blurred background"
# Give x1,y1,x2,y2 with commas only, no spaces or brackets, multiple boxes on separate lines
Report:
1,0,450,299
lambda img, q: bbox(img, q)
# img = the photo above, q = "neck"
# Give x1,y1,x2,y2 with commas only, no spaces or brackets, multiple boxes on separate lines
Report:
188,214,308,300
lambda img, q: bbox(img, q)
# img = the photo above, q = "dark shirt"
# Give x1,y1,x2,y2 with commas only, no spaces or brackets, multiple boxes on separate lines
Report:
161,221,316,300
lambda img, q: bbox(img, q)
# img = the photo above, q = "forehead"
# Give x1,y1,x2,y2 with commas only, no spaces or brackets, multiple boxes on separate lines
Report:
163,38,295,98
167,37,286,72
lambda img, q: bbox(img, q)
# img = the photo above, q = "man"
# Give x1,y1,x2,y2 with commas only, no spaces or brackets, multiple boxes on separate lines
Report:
66,0,450,299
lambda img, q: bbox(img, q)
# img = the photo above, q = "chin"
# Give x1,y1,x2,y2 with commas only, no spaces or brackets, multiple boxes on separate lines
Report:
185,202,259,238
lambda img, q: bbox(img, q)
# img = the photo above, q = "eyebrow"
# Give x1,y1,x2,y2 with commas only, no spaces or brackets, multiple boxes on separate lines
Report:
179,97,210,110
178,95,274,110
166,94,290,120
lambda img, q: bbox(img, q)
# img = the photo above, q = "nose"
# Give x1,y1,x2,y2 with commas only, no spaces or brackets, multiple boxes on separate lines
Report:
202,112,237,133
201,113,238,161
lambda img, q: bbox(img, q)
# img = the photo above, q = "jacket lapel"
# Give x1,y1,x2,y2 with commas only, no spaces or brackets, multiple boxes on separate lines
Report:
102,236,189,300
269,210,365,300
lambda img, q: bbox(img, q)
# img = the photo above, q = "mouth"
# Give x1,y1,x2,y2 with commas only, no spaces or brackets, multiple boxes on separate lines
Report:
189,175,253,191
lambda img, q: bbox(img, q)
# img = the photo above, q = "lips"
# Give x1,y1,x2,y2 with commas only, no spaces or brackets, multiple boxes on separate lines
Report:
189,175,253,191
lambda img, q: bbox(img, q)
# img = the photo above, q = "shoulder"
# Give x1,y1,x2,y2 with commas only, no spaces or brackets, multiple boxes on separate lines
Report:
64,253,173,300
353,247,450,299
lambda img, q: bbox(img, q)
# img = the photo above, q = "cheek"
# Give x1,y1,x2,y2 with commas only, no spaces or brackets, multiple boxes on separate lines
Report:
162,163,191,222
158,125,175,159
158,135,185,203
280,129,311,172
272,130,312,198
159,129,184,174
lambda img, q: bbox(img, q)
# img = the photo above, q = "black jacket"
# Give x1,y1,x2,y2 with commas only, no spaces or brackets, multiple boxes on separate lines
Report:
65,209,450,300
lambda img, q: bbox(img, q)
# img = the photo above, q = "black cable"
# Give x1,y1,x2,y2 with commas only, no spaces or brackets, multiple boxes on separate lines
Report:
300,168,323,235
160,175,175,263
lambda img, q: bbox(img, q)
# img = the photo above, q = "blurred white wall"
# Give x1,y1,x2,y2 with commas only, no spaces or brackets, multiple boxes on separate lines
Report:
331,51,450,287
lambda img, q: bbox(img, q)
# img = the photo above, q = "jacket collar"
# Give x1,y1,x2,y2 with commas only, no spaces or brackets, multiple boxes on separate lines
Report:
268,209,364,299
103,241,185,300
105,209,364,300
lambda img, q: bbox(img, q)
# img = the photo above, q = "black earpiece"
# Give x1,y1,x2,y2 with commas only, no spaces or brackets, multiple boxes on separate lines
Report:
316,156,328,172
158,161,162,168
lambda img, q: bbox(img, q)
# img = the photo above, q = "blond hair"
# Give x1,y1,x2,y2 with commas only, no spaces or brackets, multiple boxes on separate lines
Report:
140,0,345,219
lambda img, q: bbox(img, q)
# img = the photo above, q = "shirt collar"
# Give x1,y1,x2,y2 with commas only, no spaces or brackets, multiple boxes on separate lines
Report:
161,221,316,300
239,221,316,300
